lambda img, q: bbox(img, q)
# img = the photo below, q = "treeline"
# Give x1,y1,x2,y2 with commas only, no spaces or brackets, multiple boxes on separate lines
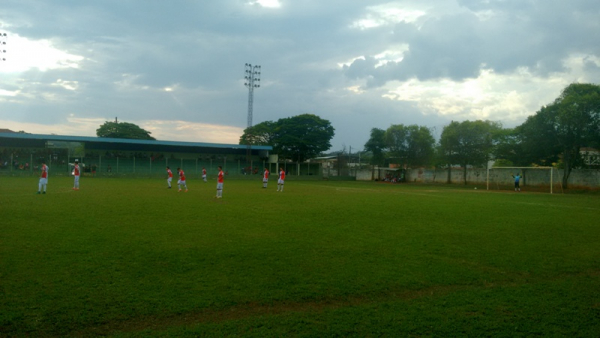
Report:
363,83,600,188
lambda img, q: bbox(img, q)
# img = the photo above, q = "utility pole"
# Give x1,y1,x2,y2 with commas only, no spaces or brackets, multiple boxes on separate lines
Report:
244,63,261,165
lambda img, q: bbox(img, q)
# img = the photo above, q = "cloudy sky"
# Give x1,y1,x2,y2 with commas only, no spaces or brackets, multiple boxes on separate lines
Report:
1,0,599,152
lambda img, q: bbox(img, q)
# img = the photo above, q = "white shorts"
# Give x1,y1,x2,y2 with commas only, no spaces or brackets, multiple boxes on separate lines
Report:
278,179,284,185
39,178,48,185
216,182,223,190
263,178,268,183
178,179,186,185
167,177,172,183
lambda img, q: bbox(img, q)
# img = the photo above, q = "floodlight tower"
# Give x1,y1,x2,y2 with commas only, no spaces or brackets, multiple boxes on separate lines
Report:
244,63,261,165
244,63,261,129
1,33,7,61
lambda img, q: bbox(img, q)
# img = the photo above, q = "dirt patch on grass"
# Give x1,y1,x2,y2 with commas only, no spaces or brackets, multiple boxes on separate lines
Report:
68,284,468,337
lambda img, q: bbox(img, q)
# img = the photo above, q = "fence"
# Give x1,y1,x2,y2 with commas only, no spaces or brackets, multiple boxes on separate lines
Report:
402,167,600,189
344,166,599,189
0,153,323,179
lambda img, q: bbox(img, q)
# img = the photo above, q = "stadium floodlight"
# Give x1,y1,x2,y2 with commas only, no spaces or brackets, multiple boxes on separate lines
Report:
0,33,6,61
244,63,261,164
244,63,261,129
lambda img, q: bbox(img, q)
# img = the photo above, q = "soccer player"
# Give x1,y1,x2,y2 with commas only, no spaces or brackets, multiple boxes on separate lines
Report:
216,166,224,198
37,161,48,194
177,168,188,192
512,173,522,192
202,167,207,182
277,167,285,192
72,160,80,190
262,167,269,188
166,166,173,189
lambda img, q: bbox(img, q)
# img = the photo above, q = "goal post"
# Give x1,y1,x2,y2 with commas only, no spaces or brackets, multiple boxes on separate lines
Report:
486,166,555,193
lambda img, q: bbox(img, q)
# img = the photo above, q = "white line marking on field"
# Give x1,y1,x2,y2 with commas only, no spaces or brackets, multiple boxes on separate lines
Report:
514,202,600,211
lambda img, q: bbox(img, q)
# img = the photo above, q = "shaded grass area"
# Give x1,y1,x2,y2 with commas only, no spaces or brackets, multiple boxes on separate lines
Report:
1,177,599,337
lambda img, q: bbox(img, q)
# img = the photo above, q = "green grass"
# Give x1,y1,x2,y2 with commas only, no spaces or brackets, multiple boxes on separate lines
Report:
1,176,599,337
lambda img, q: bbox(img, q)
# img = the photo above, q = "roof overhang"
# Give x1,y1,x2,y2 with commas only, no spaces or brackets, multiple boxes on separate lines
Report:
0,132,272,155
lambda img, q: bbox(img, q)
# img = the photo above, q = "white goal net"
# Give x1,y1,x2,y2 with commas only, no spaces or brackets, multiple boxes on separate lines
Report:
486,166,556,193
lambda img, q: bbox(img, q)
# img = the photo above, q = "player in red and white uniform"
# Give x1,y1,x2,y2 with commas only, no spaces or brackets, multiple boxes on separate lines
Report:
262,167,269,188
277,167,285,192
72,160,80,190
216,166,224,198
177,168,188,192
166,166,173,189
202,167,207,182
37,162,48,194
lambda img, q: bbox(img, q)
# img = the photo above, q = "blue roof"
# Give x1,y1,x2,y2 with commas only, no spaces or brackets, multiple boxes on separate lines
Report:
0,132,272,154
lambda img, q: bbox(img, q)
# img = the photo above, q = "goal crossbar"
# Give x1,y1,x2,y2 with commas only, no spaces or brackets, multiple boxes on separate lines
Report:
486,166,555,194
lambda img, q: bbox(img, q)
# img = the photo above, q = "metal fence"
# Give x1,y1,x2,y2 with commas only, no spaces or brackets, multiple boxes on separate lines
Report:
0,153,323,178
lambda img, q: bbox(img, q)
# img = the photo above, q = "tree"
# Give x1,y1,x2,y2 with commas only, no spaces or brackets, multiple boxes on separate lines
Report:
517,83,600,187
403,125,435,167
384,124,435,168
491,128,528,166
96,121,155,140
515,105,561,167
238,114,335,162
274,114,335,162
439,120,501,184
239,121,277,146
363,128,386,166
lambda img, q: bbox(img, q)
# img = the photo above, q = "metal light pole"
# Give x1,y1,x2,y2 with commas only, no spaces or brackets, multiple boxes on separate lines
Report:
244,63,261,166
244,63,261,129
1,33,7,61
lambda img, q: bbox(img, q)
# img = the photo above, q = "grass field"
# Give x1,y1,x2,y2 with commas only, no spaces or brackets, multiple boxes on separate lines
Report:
1,176,599,337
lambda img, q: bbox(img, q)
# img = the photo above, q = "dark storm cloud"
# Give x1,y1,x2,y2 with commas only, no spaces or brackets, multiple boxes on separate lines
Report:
2,0,600,149
344,0,600,86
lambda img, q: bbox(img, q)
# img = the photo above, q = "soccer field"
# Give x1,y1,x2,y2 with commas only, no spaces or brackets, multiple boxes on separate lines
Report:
1,176,599,337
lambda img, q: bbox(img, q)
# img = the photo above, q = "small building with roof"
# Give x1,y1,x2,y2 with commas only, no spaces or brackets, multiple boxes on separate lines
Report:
0,132,272,176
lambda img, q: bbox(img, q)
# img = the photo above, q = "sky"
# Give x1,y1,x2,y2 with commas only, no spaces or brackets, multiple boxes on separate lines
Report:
1,0,600,153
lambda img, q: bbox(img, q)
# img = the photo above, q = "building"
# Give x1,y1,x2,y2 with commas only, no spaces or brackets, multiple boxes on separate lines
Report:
580,147,600,167
0,132,272,176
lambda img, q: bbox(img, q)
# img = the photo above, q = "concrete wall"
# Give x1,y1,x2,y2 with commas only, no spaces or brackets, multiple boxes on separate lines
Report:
404,167,600,188
356,169,373,181
330,166,600,188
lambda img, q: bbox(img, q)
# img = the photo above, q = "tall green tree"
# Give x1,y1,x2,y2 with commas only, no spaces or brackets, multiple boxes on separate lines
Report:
363,128,386,166
239,114,335,162
96,121,155,140
384,124,435,168
439,120,501,184
491,128,527,166
517,83,600,187
274,114,335,162
239,121,277,146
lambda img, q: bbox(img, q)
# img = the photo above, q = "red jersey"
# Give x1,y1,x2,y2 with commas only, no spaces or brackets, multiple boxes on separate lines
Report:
264,170,269,179
74,164,80,176
41,164,48,178
167,169,173,178
279,170,285,180
218,170,224,183
202,169,207,176
179,170,186,181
